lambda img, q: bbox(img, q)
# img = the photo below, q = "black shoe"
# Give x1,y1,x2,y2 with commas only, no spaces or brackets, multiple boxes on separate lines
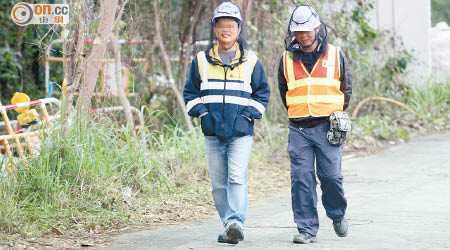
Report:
217,233,229,243
218,222,244,244
293,232,317,244
217,233,244,243
333,218,348,237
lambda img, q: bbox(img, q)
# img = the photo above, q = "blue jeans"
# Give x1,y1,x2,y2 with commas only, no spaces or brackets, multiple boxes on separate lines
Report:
288,122,347,236
204,135,254,226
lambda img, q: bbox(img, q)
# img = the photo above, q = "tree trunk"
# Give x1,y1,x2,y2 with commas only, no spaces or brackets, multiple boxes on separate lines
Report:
110,0,134,129
234,0,252,21
110,35,135,128
153,0,194,131
75,0,118,113
62,2,86,138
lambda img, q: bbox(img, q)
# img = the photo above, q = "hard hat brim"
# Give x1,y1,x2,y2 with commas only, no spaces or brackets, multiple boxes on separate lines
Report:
212,13,242,22
290,21,320,32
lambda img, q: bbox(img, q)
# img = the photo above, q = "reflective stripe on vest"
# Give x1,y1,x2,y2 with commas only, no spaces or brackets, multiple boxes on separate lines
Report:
283,44,344,118
186,50,265,114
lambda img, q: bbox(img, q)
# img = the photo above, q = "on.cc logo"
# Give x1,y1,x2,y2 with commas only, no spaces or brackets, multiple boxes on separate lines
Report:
11,2,33,26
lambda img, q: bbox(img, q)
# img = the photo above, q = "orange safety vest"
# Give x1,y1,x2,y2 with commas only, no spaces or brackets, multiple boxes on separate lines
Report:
283,44,344,118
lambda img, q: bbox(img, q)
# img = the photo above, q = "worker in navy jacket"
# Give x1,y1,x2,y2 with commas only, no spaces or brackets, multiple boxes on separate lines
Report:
183,1,270,245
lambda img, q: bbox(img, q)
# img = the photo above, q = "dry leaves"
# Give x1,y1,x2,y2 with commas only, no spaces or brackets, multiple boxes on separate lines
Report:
51,227,63,236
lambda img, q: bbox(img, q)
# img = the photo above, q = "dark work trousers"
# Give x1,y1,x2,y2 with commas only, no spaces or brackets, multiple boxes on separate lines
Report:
288,122,347,236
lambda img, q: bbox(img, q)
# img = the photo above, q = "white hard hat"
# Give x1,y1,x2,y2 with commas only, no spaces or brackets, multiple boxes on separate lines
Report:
289,5,321,32
212,1,243,23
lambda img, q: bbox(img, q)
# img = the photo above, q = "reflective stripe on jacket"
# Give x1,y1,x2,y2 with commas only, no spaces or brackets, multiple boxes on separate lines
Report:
283,44,344,118
183,44,270,139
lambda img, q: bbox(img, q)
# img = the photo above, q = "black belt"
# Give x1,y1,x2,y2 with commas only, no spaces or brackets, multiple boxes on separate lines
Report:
289,117,328,128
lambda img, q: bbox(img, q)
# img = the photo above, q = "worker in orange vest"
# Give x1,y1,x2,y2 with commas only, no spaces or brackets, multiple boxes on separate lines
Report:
278,5,352,244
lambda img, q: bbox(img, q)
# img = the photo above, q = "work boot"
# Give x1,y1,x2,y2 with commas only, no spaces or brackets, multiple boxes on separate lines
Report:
218,233,244,243
218,222,244,244
333,218,348,237
293,232,317,244
217,233,229,243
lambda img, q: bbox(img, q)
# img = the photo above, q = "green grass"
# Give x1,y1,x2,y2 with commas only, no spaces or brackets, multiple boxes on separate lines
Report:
407,81,450,127
0,113,209,235
0,109,291,237
349,79,450,142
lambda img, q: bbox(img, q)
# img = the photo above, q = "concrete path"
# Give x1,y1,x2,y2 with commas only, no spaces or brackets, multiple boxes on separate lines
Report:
109,131,450,250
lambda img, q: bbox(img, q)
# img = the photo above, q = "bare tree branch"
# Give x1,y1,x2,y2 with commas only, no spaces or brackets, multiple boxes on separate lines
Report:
180,0,203,90
110,34,135,128
153,0,194,131
113,0,128,32
108,0,135,129
62,2,87,138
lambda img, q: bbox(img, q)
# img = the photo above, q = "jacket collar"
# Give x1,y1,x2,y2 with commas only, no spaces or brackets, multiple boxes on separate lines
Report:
206,42,246,68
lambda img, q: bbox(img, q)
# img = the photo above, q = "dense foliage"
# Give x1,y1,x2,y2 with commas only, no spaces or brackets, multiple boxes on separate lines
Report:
0,1,60,102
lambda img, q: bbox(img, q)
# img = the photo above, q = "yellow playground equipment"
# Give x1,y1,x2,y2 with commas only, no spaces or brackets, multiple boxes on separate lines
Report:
0,92,144,176
0,93,59,175
1,39,149,175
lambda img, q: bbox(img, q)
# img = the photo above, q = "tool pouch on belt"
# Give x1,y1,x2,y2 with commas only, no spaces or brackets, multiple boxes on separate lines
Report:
327,112,351,145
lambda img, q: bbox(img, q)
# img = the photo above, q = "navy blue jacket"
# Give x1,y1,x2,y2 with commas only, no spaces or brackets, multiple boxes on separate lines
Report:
183,44,270,140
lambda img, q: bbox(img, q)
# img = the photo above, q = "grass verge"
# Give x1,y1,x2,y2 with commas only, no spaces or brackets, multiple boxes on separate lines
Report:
0,113,290,249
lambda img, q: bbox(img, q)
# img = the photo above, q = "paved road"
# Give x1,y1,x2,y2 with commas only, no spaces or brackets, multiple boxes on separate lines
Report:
109,131,450,250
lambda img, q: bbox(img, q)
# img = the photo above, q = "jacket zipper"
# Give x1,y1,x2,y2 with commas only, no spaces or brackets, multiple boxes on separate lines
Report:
222,66,228,135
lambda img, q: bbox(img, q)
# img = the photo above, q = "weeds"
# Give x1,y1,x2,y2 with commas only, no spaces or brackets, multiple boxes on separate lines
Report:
408,80,450,127
349,78,450,144
0,109,291,237
0,113,208,235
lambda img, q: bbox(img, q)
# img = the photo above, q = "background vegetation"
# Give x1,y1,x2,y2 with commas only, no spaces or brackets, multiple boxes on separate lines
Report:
432,0,450,25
